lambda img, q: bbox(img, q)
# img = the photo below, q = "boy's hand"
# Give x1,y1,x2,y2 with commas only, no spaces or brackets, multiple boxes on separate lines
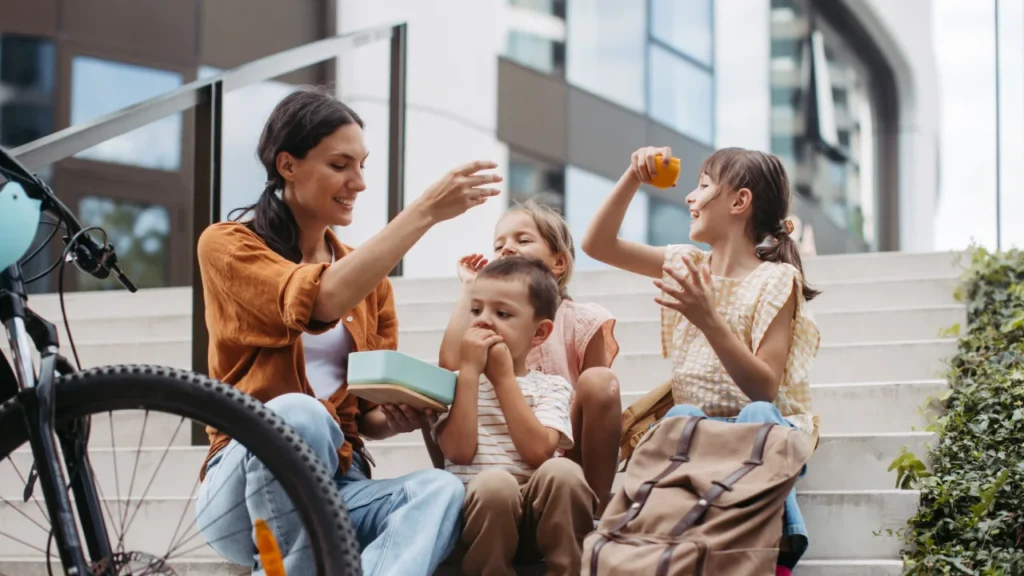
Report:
461,328,502,373
457,253,489,284
484,342,515,384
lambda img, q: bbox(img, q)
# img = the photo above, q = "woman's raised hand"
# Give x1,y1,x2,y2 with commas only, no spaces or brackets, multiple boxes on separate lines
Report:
417,161,502,224
630,146,673,185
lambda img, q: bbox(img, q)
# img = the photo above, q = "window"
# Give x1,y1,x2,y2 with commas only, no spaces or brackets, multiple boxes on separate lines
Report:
648,44,714,145
565,167,648,271
504,0,566,75
508,150,566,214
76,196,170,291
566,0,647,112
71,56,184,171
650,0,713,66
0,35,56,148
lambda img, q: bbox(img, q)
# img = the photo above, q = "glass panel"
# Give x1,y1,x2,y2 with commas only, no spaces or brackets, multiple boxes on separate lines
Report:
650,0,714,66
648,45,714,145
508,150,565,214
565,166,647,271
77,196,170,291
0,35,56,149
506,31,564,75
566,0,646,112
70,56,183,171
198,66,301,221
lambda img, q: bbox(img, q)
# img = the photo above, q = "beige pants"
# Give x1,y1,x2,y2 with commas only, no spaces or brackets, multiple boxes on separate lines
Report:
459,458,597,576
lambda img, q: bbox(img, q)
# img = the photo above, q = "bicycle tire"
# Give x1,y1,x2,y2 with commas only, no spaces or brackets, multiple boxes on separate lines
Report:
0,364,362,576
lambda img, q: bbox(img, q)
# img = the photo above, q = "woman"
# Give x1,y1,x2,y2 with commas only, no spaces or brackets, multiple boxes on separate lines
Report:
193,87,502,576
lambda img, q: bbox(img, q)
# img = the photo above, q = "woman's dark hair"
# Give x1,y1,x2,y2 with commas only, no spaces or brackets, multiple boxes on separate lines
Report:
699,147,820,301
228,87,364,263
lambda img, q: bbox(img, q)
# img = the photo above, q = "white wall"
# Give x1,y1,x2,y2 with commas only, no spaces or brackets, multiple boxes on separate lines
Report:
336,0,509,278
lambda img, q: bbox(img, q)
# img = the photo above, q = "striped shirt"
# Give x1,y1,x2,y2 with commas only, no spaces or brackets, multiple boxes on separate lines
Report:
432,370,574,484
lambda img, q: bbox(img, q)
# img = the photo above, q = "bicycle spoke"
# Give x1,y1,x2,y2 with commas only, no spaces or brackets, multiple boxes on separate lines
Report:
0,483,51,535
0,528,57,557
117,410,150,552
165,474,201,559
5,453,49,521
106,410,126,540
119,415,186,536
168,465,288,559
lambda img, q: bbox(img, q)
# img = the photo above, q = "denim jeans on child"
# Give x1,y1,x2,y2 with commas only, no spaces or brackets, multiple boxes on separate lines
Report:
195,393,465,576
663,402,809,566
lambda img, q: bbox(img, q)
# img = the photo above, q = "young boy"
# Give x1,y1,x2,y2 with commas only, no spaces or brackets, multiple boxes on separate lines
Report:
432,256,597,576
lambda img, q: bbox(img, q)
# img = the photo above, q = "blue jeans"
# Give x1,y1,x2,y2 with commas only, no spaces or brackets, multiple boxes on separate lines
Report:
195,393,465,576
663,402,809,566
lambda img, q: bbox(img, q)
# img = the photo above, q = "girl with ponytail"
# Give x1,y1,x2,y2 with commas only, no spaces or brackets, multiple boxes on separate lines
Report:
582,146,822,574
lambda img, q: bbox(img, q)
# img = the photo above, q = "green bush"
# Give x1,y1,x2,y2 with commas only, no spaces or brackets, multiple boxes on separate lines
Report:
891,248,1024,575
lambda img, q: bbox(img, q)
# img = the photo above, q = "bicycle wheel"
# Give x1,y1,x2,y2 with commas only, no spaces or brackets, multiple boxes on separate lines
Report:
0,364,361,576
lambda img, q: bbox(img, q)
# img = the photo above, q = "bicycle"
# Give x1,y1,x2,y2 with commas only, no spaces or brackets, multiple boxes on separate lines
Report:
0,146,361,575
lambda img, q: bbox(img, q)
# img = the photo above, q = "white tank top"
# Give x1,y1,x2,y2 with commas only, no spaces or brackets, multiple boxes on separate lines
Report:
301,244,354,399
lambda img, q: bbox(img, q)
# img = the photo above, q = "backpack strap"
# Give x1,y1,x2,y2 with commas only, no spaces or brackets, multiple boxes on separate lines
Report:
669,422,775,536
607,415,704,535
652,422,775,576
591,415,704,575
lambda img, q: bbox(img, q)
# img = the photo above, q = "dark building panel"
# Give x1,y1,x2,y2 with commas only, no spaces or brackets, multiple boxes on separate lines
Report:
201,0,325,85
62,0,198,65
565,87,648,182
497,58,567,163
0,0,59,36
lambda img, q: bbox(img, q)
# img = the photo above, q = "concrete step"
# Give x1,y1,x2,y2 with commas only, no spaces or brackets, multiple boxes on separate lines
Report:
10,304,966,353
2,431,934,501
0,490,918,561
397,306,964,357
392,277,959,329
23,250,963,320
20,275,960,336
0,379,942,456
0,558,905,575
43,338,955,386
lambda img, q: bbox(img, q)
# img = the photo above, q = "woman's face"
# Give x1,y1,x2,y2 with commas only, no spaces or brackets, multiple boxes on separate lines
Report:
281,123,368,228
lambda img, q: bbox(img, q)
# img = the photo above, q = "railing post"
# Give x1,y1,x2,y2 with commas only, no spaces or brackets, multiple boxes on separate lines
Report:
191,81,223,444
388,23,408,277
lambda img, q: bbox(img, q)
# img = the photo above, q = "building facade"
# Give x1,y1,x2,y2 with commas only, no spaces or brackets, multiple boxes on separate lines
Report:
335,0,939,278
1,0,940,290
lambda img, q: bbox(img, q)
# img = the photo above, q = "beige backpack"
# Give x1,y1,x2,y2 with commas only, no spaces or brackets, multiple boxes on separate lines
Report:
583,415,813,576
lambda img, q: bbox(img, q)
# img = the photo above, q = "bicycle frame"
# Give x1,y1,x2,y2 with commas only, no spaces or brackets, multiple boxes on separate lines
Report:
1,262,114,576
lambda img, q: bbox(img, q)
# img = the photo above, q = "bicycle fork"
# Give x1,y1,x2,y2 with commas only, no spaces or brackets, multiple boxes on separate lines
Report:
4,266,113,575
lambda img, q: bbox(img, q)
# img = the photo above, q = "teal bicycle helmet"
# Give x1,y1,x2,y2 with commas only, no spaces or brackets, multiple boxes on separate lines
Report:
0,180,42,271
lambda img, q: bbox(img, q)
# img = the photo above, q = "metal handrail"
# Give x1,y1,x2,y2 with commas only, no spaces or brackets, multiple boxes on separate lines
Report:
10,23,401,169
8,22,408,415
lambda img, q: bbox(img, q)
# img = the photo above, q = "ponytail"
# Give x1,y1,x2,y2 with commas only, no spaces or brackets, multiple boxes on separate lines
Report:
227,181,302,263
756,226,820,301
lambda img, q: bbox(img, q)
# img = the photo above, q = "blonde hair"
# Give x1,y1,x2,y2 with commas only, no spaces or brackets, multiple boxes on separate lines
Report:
504,198,575,299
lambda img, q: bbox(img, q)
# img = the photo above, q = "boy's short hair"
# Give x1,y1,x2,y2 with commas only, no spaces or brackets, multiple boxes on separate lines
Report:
476,256,560,320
